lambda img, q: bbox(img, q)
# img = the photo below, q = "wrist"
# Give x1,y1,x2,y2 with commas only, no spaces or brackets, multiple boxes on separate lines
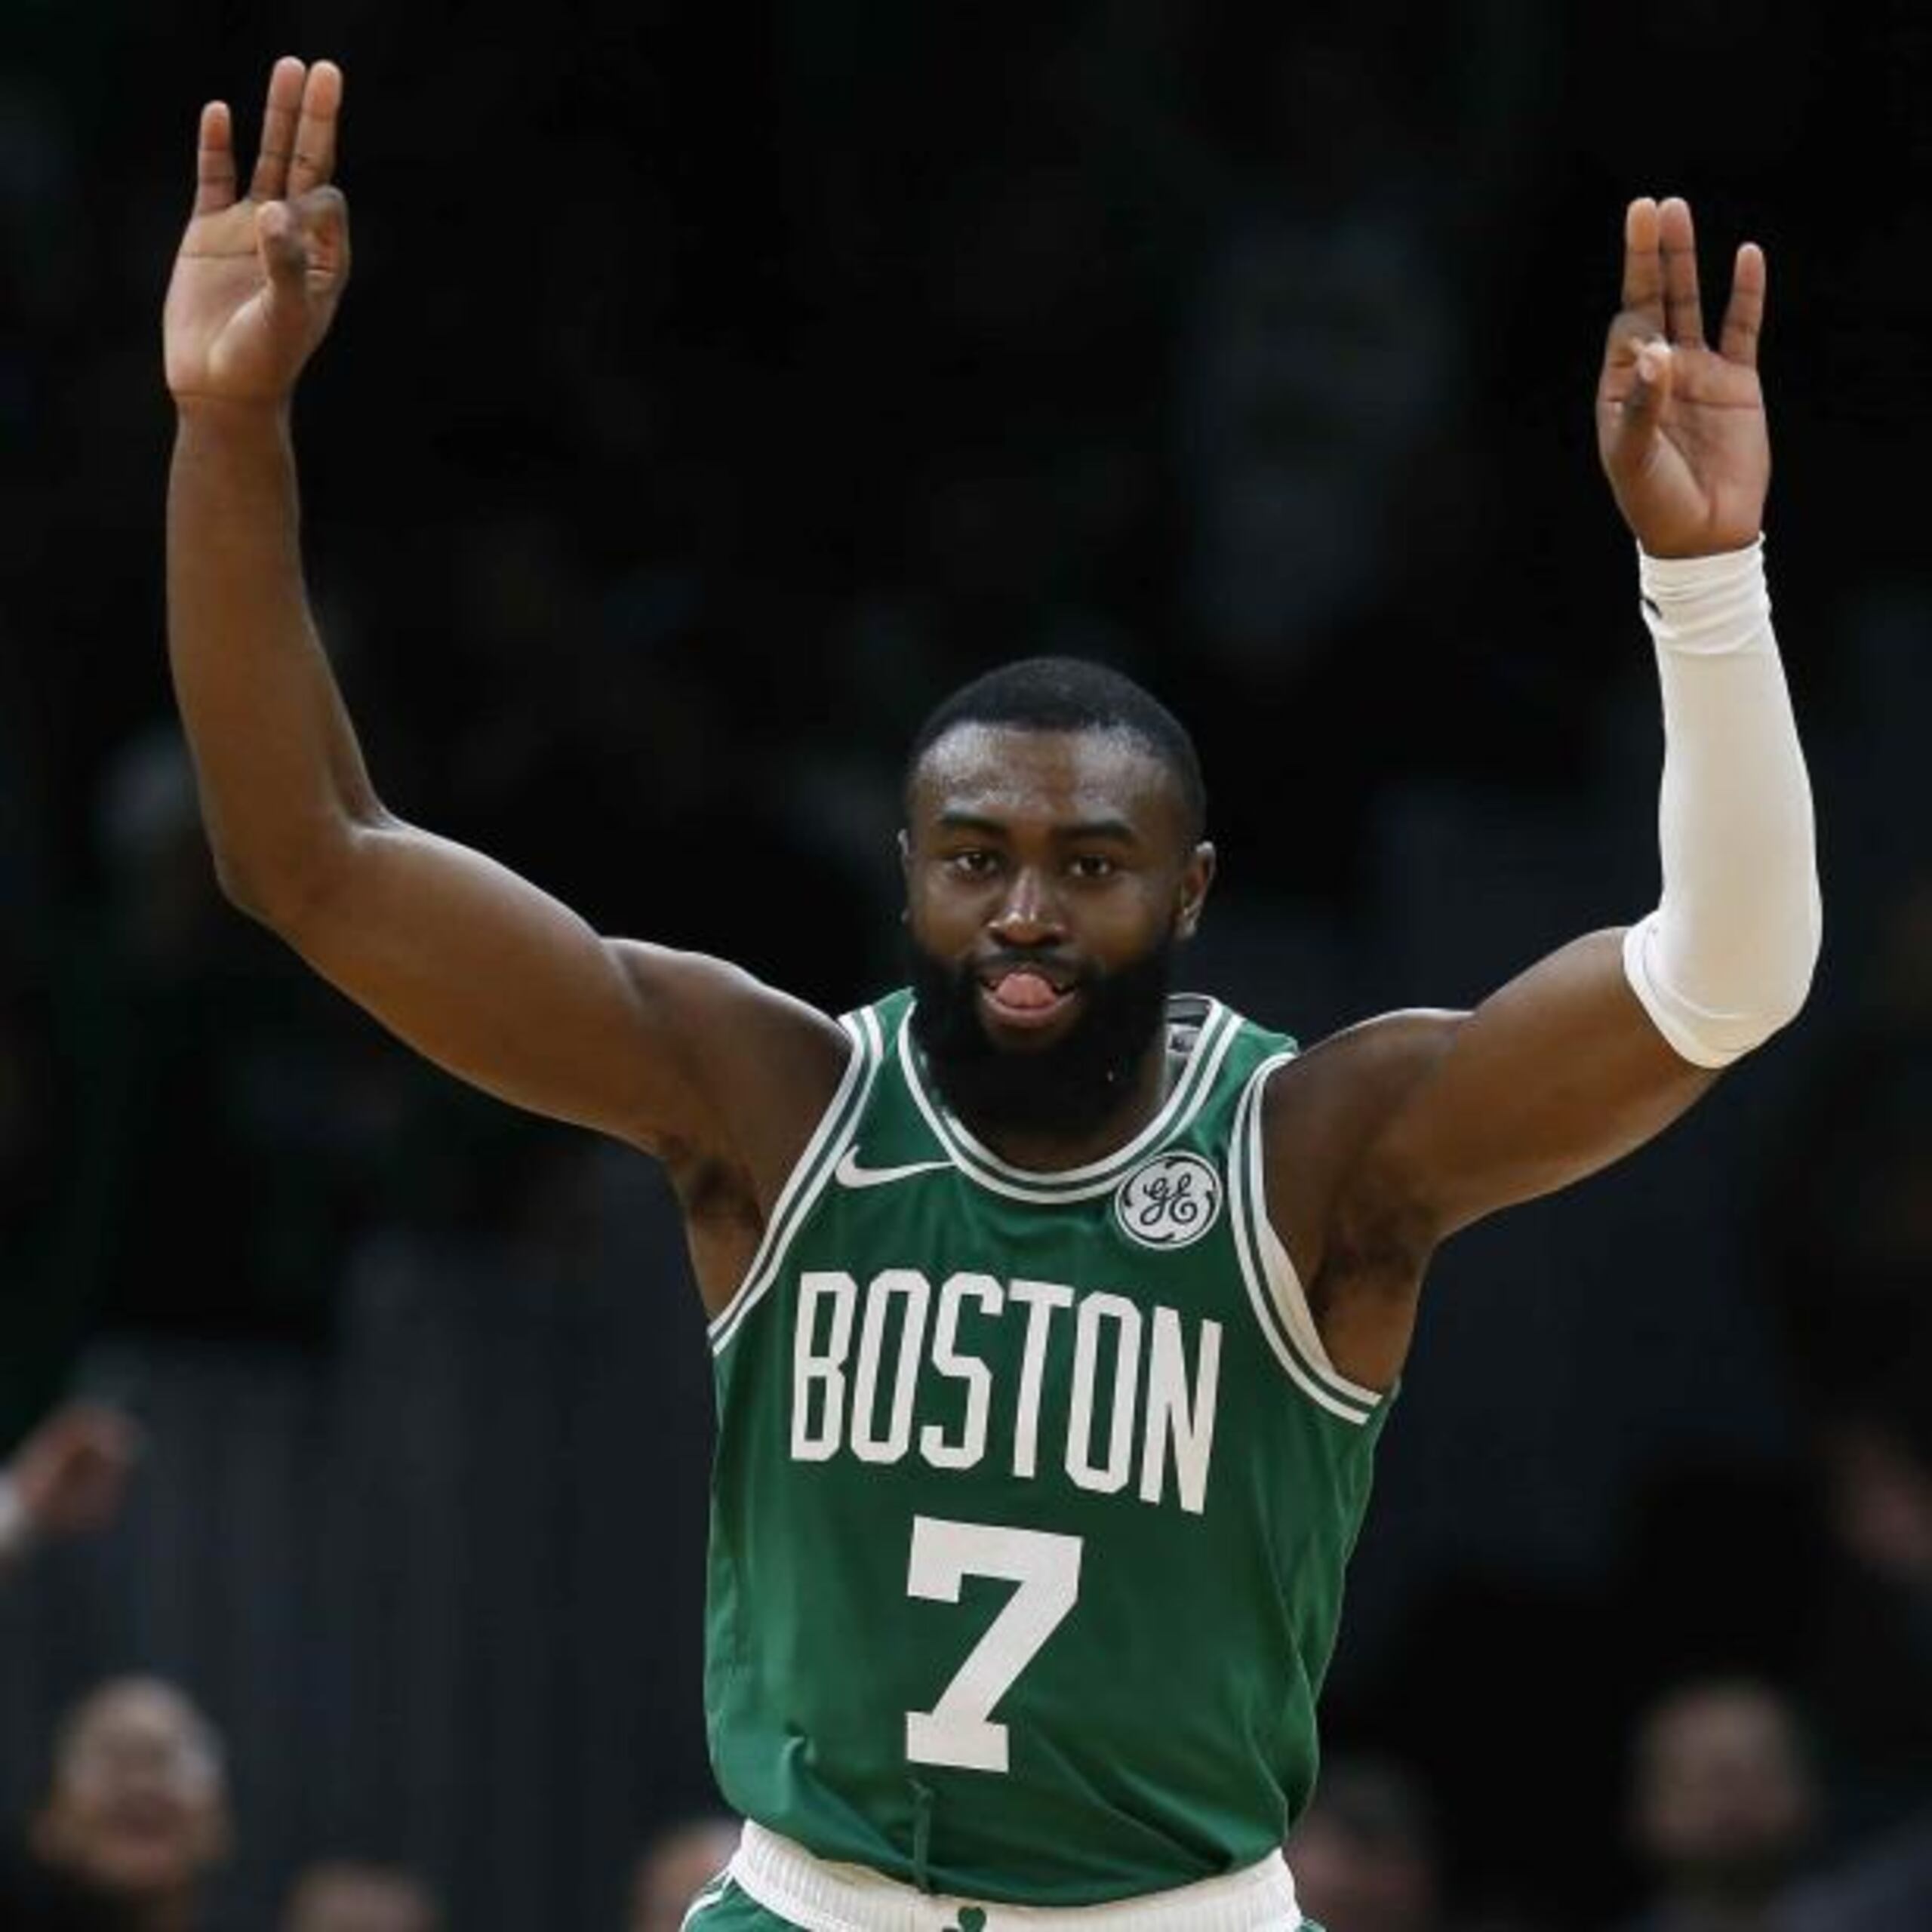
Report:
173,394,295,442
1638,533,1764,577
1638,535,1771,656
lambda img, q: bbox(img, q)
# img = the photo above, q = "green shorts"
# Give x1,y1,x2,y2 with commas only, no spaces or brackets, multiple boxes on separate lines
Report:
682,1875,780,1928
682,1875,1320,1930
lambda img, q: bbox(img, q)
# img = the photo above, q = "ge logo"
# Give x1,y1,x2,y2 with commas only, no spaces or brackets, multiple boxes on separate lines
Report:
1113,1152,1222,1249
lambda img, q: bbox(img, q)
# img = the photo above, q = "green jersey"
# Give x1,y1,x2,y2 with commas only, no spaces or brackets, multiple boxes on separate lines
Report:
705,989,1392,1908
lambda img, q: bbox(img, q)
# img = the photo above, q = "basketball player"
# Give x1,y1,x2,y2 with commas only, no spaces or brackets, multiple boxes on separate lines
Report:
162,57,1819,1932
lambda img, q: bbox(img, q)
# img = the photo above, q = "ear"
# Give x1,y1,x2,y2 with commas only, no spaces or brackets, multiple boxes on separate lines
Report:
1175,841,1216,940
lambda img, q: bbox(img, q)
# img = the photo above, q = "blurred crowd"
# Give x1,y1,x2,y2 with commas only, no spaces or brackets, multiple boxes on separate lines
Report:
7,1,1932,1927
5,1391,1931,1929
0,1401,727,1930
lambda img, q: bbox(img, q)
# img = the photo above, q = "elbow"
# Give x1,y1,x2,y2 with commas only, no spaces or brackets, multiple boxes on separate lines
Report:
207,826,356,936
1767,881,1824,1032
1626,877,1823,1067
1739,872,1824,1044
210,844,275,924
208,840,301,928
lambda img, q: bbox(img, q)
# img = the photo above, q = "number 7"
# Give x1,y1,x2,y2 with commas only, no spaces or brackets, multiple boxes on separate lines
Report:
904,1515,1083,1774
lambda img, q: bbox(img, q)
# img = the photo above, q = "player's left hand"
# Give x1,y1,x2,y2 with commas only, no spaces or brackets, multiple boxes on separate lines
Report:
1596,196,1768,558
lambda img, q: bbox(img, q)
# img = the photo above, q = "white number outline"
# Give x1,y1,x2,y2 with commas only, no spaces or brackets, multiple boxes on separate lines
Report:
903,1515,1083,1774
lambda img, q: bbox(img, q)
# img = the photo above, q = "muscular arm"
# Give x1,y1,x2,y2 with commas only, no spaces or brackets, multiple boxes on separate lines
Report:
165,60,844,1218
1266,943,1715,1391
1263,199,1817,1389
168,411,841,1166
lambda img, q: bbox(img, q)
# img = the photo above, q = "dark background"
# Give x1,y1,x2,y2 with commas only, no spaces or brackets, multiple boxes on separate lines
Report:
5,2,1931,1927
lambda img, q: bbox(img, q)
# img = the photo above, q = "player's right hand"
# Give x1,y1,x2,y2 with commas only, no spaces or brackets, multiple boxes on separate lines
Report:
163,57,348,410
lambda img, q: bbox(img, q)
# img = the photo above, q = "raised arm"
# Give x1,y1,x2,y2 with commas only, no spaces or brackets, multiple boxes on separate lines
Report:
0,1403,139,1573
1267,198,1820,1388
163,59,844,1206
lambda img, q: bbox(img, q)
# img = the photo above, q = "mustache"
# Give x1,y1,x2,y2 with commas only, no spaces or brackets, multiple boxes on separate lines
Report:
905,929,1175,1138
974,949,1085,987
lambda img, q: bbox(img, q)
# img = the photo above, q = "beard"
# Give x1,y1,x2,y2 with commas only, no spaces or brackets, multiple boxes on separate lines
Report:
906,931,1176,1143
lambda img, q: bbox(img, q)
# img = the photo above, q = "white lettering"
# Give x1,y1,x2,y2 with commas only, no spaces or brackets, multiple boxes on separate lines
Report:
788,1266,1223,1513
920,1273,1002,1470
851,1269,931,1463
1066,1294,1142,1494
1138,1311,1221,1515
792,1272,857,1460
1008,1278,1075,1479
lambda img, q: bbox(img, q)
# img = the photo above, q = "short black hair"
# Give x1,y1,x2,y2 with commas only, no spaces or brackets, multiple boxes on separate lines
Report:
904,657,1207,840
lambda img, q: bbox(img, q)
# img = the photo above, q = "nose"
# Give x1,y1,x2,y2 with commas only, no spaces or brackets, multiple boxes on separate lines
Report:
988,866,1065,948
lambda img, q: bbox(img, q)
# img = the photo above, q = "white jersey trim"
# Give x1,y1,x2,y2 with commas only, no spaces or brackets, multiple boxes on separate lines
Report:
1228,1055,1380,1425
731,1820,1304,1931
1244,1057,1386,1408
680,1873,734,1928
896,998,1242,1202
709,1007,883,1357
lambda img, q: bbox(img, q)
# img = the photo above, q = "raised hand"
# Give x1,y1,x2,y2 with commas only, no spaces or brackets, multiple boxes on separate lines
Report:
163,57,349,409
1596,196,1768,558
10,1401,140,1540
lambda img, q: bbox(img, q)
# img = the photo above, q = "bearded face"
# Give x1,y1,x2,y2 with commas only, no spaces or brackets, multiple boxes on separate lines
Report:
899,722,1212,1149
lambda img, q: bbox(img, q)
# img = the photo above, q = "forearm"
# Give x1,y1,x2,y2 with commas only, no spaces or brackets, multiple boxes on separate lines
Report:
167,403,381,918
1625,539,1822,1065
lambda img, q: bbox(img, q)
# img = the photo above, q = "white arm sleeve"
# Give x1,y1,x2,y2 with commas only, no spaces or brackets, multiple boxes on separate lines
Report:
1623,537,1821,1068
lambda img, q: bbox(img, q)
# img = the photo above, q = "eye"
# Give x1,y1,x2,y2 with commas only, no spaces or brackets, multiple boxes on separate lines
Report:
946,849,999,878
1067,854,1118,880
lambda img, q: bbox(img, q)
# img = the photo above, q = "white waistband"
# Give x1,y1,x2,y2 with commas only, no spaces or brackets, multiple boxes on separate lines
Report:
729,1822,1302,1932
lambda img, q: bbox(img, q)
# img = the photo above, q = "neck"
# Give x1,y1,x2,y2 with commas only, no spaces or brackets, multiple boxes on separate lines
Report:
961,1031,1176,1173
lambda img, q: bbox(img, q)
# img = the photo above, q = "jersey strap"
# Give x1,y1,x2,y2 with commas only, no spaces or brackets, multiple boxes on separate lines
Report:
731,1822,1305,1932
1227,1053,1387,1426
709,1005,887,1356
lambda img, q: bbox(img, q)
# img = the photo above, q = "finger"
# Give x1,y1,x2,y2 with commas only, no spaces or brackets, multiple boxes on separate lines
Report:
257,200,309,299
248,55,308,202
194,101,237,214
1601,309,1666,380
1659,196,1705,346
1718,240,1767,369
291,186,353,280
288,59,343,196
1620,197,1665,331
1607,337,1674,473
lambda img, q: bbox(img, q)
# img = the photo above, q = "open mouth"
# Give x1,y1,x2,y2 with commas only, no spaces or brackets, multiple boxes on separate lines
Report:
976,965,1081,1031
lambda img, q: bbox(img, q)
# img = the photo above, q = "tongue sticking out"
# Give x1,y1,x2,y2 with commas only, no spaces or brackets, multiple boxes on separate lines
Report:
989,970,1062,1012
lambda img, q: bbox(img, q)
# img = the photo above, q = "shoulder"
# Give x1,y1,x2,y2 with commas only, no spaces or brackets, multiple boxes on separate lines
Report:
1254,1008,1467,1285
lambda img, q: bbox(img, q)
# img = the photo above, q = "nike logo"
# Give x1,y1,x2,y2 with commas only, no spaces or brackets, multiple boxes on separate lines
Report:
834,1149,953,1189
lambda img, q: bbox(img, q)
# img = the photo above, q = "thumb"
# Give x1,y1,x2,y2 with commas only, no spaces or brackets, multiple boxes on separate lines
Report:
255,199,308,297
1620,337,1674,431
